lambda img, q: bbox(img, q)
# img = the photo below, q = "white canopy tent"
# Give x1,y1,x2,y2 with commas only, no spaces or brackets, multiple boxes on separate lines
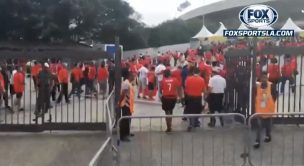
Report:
238,23,249,30
258,26,274,30
214,22,227,36
281,18,304,32
192,25,214,39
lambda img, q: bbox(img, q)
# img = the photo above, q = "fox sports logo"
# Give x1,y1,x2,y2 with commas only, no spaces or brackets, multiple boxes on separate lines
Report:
239,5,278,28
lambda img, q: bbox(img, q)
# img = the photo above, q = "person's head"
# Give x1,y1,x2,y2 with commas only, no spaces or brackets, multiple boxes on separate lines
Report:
163,69,171,78
43,62,50,70
144,64,148,68
260,72,268,83
101,61,105,68
212,67,220,75
74,63,78,68
270,57,278,64
150,66,155,71
260,72,268,88
193,67,200,75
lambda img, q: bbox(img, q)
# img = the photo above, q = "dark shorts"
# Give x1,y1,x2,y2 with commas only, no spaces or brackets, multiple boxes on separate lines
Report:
161,97,177,114
16,92,23,99
184,96,202,114
208,93,224,112
148,82,154,90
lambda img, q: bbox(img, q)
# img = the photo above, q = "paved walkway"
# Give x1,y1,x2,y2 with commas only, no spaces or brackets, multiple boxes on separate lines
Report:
114,103,304,166
0,131,105,166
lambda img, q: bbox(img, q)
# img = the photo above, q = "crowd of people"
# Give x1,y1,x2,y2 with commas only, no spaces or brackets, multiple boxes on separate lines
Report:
118,40,301,149
0,59,115,119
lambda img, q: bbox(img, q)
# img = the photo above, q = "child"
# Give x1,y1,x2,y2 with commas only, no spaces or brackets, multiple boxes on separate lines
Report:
147,66,156,100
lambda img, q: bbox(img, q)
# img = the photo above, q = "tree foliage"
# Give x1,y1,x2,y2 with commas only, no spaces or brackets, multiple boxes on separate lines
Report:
0,0,203,50
147,18,203,47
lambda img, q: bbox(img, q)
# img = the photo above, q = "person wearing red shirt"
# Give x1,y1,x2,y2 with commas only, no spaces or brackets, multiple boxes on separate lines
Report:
68,63,82,98
57,64,70,104
0,71,5,108
161,69,180,132
171,66,183,101
86,63,97,95
268,58,280,83
147,66,156,100
31,61,41,90
199,61,212,85
185,67,206,131
280,55,295,93
13,66,25,112
97,62,109,96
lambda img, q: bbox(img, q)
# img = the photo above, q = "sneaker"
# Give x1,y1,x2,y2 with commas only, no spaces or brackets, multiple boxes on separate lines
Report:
121,137,131,142
208,123,215,128
182,117,187,121
165,128,172,133
187,126,192,132
264,137,271,143
253,142,260,149
129,133,135,137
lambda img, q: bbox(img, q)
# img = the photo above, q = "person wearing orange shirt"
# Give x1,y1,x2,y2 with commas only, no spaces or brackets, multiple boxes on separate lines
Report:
97,62,109,97
185,67,206,131
87,63,97,95
160,69,180,132
171,66,183,101
0,71,5,108
13,66,25,112
253,72,276,149
280,55,295,93
147,66,156,100
31,61,41,91
57,64,69,104
68,63,82,98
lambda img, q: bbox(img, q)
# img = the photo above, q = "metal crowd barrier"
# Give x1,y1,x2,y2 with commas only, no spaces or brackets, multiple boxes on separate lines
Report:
248,112,304,166
89,90,116,166
116,113,247,166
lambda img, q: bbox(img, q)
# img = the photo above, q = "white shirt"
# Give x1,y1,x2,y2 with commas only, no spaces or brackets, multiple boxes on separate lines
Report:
138,66,148,79
155,64,166,81
208,75,226,94
10,70,17,84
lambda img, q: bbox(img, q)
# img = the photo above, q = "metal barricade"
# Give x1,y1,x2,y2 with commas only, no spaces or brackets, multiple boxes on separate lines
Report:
248,113,304,166
89,90,116,166
116,113,247,166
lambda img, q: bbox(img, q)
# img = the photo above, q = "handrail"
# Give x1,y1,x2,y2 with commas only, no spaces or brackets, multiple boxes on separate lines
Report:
88,90,115,166
88,138,111,166
248,112,304,128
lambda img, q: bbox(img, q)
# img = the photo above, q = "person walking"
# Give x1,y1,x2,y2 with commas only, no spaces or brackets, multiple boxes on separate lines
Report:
137,64,149,99
119,71,135,142
160,69,180,132
0,65,12,112
13,66,25,112
155,61,166,100
184,67,206,131
268,57,280,100
207,67,226,127
35,63,53,116
57,64,70,104
280,55,295,94
97,62,109,97
254,72,277,149
69,63,82,98
147,66,156,100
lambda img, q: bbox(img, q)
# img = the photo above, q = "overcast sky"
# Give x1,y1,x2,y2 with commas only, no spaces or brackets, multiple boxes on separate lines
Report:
125,0,222,27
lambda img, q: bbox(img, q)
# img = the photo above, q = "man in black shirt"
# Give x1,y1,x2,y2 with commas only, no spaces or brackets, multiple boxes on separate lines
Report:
0,65,12,112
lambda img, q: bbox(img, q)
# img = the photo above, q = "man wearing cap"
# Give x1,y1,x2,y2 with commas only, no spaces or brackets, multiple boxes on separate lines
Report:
207,67,226,127
35,63,53,116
